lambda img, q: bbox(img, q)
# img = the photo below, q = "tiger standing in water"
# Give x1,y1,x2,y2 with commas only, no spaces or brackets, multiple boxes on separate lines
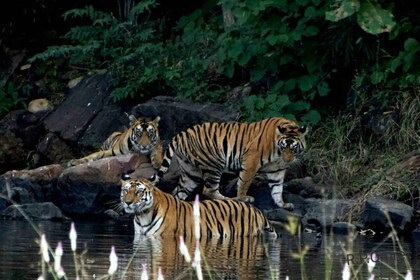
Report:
151,117,306,210
120,176,278,238
68,114,163,168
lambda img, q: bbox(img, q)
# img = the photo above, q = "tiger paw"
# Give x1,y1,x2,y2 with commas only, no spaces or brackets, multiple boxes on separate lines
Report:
234,195,255,204
202,188,227,200
282,202,294,211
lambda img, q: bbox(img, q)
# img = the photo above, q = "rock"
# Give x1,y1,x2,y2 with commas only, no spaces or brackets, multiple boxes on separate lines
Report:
411,227,420,240
362,196,415,234
132,96,239,142
36,132,74,164
0,110,46,172
42,74,128,148
332,222,356,235
0,164,63,211
284,177,324,198
364,110,399,135
265,207,302,224
27,98,53,113
0,130,26,173
56,154,146,216
302,198,352,230
104,209,120,219
1,202,69,221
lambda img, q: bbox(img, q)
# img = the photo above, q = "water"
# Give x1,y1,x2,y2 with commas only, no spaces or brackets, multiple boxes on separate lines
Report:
0,218,418,280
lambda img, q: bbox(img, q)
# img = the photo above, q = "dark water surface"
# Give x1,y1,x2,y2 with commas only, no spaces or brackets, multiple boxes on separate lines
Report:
0,219,418,279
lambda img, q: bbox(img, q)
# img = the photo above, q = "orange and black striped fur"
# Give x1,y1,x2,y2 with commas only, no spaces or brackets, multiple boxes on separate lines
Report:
151,117,306,210
68,115,163,168
120,177,277,238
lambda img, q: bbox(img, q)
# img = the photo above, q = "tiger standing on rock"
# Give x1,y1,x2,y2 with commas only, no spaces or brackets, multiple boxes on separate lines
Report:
68,115,163,168
151,117,306,210
120,177,278,238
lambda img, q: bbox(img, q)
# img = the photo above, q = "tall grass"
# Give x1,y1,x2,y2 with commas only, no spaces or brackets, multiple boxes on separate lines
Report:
306,90,419,208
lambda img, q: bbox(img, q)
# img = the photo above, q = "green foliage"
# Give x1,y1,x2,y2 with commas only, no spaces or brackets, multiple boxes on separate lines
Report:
0,83,27,114
325,0,396,34
27,0,419,125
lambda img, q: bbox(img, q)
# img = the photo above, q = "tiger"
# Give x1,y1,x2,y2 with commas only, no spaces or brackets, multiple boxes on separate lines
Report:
68,114,163,168
120,176,278,238
151,117,306,210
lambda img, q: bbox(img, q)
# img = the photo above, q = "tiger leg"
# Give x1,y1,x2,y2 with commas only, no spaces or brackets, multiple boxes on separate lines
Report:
172,159,201,200
150,142,164,169
267,169,293,210
202,170,227,200
235,157,260,203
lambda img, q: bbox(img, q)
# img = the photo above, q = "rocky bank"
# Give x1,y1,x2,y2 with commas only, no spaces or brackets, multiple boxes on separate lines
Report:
0,74,418,238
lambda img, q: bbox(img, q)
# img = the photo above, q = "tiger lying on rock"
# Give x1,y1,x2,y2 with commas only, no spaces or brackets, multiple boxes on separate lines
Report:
151,117,306,210
68,114,163,168
120,176,278,238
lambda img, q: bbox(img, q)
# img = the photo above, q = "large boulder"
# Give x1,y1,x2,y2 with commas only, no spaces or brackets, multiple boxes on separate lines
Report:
56,154,147,216
42,74,128,149
0,164,63,211
1,202,69,221
362,196,415,234
132,96,239,142
0,109,49,172
301,198,352,230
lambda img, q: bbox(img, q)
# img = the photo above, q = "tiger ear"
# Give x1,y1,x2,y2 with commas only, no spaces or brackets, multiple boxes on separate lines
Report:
127,114,138,126
298,125,307,135
153,116,161,124
121,173,131,180
277,126,287,134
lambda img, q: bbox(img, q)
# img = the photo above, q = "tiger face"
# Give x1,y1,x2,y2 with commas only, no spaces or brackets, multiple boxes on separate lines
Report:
129,116,161,155
276,125,306,163
120,179,154,214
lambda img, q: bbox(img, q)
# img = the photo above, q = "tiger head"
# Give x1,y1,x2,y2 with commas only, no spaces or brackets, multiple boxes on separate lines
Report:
128,115,161,154
120,177,155,214
276,122,307,163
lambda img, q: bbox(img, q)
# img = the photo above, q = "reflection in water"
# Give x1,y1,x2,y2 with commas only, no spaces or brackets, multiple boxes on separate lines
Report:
0,219,418,279
124,234,282,280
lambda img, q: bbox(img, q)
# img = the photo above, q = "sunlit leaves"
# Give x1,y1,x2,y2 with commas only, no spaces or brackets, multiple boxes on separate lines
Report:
357,2,396,35
325,0,396,35
325,0,359,22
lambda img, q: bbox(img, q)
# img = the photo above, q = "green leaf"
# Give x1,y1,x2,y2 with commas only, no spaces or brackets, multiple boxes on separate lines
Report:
265,93,277,103
250,68,266,81
284,79,296,92
370,71,385,84
357,2,396,34
325,0,359,22
266,33,278,46
298,75,318,92
288,101,310,112
304,6,316,18
317,81,329,97
303,25,319,37
237,52,251,66
302,109,321,124
276,95,291,108
390,55,402,73
228,41,244,60
244,95,258,111
224,63,235,78
255,97,265,110
404,38,420,52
